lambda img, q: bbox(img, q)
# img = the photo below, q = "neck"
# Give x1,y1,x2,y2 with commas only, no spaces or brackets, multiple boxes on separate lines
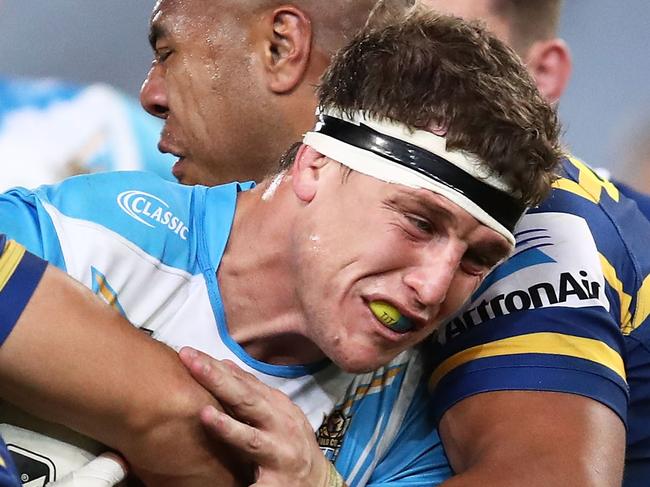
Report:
217,175,325,366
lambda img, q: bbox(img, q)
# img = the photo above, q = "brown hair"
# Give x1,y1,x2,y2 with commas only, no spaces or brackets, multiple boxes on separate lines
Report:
491,0,563,54
316,8,562,207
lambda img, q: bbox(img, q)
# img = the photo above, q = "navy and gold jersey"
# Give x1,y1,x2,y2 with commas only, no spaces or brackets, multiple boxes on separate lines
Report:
0,438,19,487
0,237,46,486
429,157,650,486
0,235,47,347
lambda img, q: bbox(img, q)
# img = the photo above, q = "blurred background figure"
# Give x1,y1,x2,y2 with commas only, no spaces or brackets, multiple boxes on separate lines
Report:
0,1,173,191
3,1,650,191
606,116,650,216
615,116,650,194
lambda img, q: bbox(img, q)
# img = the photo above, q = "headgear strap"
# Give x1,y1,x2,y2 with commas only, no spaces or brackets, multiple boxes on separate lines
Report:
303,109,526,245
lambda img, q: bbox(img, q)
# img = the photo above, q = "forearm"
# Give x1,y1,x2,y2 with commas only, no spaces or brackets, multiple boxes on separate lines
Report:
440,391,625,487
0,265,243,485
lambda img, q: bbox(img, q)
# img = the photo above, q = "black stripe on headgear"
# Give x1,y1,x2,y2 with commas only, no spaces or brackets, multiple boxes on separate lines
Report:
315,115,526,232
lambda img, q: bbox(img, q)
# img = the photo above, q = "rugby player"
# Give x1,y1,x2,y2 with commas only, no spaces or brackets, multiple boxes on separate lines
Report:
0,11,562,486
412,2,650,485
178,1,649,486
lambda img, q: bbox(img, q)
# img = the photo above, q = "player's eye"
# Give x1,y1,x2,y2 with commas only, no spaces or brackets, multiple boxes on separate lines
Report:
406,214,434,235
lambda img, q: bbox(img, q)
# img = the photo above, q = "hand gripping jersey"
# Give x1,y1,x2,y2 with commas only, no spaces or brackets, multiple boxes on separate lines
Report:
428,157,650,487
0,77,174,191
0,173,449,486
0,235,48,487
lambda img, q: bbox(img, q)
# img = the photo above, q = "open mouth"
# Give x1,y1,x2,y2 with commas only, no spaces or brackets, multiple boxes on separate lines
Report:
368,301,415,334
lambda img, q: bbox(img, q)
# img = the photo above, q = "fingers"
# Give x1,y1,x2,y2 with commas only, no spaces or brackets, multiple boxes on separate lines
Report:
179,347,276,426
199,405,275,463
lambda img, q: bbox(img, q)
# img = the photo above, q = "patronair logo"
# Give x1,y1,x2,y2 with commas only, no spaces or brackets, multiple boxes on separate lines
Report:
117,190,189,240
442,270,601,343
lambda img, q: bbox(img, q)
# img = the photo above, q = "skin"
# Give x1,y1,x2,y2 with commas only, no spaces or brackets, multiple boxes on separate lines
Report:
140,0,374,186
218,147,511,372
0,265,246,487
0,148,512,486
183,1,622,485
416,1,625,485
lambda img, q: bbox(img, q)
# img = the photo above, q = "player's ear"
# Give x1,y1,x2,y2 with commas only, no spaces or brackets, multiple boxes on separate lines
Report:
291,145,329,202
254,5,313,94
525,38,572,104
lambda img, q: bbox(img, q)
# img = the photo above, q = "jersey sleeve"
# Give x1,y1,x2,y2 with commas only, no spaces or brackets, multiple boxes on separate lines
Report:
428,207,629,426
0,171,200,272
0,235,47,346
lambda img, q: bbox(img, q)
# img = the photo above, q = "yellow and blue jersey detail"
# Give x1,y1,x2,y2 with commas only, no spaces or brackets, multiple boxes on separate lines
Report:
429,157,650,485
0,438,19,487
0,235,47,346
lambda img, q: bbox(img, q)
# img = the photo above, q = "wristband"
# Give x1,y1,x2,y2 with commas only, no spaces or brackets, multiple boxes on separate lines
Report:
325,462,346,487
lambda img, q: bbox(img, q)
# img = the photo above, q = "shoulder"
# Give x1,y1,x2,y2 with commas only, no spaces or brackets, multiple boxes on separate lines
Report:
29,172,204,271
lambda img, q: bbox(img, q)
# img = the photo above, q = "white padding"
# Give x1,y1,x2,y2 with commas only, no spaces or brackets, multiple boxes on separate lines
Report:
0,423,95,476
49,453,126,487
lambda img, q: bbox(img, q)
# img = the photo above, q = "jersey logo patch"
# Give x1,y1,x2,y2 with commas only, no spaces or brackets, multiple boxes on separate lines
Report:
91,267,126,317
317,408,351,462
117,190,189,240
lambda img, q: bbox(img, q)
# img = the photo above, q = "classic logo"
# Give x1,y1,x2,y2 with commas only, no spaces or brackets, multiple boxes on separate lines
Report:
117,190,189,240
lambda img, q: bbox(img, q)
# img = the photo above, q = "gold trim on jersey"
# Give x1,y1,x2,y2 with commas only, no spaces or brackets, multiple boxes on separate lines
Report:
0,240,26,293
93,270,121,310
552,157,620,204
429,332,626,389
599,253,633,334
339,366,403,413
632,274,650,332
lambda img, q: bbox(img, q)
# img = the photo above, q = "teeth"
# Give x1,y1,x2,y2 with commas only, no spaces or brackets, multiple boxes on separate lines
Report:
369,301,414,333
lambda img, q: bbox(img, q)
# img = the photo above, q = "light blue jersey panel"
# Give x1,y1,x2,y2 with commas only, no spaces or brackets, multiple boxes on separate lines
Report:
364,382,451,486
0,187,67,270
328,350,451,486
0,172,203,273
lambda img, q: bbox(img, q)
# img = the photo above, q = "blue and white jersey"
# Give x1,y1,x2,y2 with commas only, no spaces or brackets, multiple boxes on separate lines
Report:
0,172,447,486
428,157,650,486
0,76,174,191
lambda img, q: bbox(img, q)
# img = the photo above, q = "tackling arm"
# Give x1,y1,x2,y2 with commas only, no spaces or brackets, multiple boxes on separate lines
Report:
0,261,245,486
439,390,625,486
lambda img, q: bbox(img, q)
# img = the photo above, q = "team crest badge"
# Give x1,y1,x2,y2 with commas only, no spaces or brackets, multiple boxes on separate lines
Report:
317,408,351,462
